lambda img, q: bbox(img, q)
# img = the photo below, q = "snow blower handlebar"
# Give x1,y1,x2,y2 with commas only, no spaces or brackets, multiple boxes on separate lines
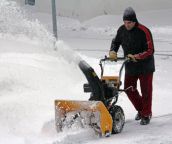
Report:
99,55,126,62
99,56,130,81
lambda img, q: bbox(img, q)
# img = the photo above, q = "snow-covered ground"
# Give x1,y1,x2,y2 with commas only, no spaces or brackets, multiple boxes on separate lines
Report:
0,0,172,144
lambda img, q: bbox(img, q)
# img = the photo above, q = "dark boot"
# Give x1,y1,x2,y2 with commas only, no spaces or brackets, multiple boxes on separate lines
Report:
140,116,151,125
135,112,141,121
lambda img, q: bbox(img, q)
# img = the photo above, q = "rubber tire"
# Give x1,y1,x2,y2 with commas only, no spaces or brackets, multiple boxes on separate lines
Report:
110,105,125,134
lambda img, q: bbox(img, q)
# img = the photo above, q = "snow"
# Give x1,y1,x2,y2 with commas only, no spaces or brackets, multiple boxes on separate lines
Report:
0,0,172,144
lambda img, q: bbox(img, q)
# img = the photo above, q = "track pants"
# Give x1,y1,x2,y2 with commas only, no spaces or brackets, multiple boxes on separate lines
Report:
124,73,153,117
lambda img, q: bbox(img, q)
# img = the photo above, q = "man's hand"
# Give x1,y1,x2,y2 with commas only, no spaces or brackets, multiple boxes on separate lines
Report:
109,51,117,61
127,54,137,62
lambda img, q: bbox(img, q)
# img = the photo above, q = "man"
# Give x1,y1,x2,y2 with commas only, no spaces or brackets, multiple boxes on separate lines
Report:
109,7,155,125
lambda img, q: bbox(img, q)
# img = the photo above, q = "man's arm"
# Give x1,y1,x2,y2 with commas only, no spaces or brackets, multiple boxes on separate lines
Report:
134,25,154,60
110,28,122,52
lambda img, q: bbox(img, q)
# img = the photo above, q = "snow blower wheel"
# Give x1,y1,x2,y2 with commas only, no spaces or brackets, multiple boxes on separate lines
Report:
110,105,125,134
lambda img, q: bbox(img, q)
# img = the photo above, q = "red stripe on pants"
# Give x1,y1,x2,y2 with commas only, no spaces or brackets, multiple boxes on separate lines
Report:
124,73,153,117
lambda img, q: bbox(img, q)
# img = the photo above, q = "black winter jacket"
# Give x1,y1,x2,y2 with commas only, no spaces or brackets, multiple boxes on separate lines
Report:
110,23,155,75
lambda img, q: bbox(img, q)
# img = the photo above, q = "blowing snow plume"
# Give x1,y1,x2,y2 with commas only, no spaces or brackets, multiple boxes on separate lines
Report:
0,1,88,144
0,0,83,62
0,0,55,49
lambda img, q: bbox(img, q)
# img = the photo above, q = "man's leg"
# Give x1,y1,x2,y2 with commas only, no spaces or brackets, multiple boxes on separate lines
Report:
124,74,143,112
139,73,153,117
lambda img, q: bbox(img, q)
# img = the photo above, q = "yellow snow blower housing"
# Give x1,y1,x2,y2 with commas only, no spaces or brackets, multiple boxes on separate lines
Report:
55,57,128,137
55,100,112,136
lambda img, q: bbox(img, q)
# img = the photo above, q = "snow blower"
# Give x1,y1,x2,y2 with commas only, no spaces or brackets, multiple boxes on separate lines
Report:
55,56,130,137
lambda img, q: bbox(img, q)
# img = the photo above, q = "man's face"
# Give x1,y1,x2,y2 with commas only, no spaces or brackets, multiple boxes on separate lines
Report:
124,20,136,30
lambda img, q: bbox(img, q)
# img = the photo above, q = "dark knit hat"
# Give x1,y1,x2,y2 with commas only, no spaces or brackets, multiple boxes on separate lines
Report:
123,7,138,23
